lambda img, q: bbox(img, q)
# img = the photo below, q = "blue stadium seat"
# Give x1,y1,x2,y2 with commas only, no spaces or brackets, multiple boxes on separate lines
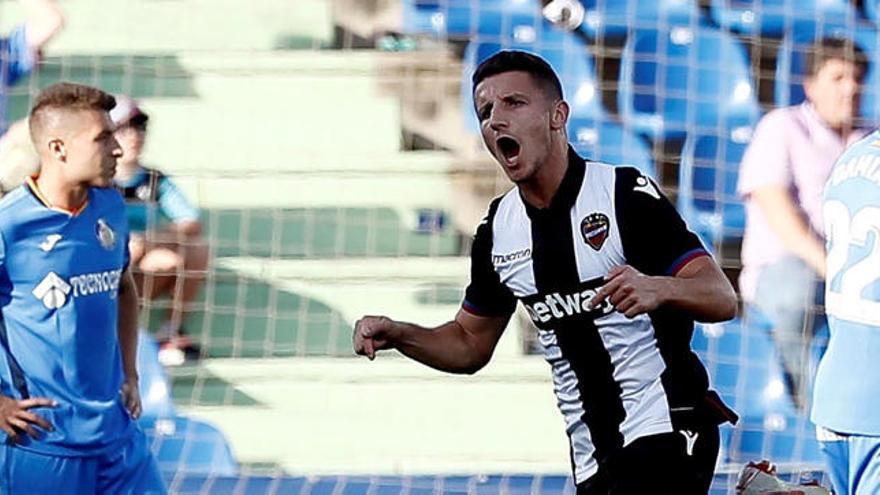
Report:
708,0,857,37
775,23,880,125
618,26,760,142
136,332,176,419
144,415,239,476
461,26,603,135
867,1,880,25
694,314,831,464
728,413,824,464
678,132,748,247
401,0,540,39
401,1,443,36
570,120,655,177
577,0,702,40
693,318,794,418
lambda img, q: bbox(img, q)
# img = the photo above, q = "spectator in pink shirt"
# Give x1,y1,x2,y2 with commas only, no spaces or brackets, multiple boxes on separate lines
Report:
737,38,869,410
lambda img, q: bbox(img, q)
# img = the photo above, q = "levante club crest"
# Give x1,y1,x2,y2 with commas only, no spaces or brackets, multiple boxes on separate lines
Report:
96,219,117,250
580,212,609,251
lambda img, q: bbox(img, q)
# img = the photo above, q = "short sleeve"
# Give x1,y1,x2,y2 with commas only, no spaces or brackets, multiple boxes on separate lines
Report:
737,108,792,198
615,167,708,276
462,199,517,317
157,176,200,223
1,25,35,86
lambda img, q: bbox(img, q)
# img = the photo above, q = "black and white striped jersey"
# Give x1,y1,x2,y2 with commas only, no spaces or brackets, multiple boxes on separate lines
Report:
463,150,735,484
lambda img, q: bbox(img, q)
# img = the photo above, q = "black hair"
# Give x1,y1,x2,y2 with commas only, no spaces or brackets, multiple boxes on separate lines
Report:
472,50,563,100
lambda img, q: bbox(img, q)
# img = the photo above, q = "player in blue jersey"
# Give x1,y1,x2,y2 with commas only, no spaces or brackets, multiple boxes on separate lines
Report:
812,130,880,495
0,82,165,493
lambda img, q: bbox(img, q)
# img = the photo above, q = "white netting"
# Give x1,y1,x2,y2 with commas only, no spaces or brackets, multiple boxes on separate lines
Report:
0,0,866,493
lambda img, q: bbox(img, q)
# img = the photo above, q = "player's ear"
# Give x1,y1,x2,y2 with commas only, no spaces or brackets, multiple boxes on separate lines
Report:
48,139,66,162
550,100,569,131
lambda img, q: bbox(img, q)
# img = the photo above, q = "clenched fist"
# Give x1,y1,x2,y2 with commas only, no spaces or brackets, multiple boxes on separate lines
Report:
352,315,401,360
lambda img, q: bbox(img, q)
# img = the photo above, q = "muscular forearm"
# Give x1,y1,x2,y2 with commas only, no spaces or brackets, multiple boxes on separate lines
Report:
657,276,736,322
390,320,495,375
658,259,737,322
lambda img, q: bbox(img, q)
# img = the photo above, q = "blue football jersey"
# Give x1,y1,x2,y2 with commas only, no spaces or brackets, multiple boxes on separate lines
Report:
812,129,880,435
0,179,134,455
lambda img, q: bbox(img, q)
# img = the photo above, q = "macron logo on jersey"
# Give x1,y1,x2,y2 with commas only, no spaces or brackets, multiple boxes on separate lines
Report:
32,269,122,309
492,248,531,266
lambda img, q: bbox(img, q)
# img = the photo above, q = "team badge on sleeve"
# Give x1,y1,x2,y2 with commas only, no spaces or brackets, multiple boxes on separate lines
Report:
580,212,610,251
96,219,117,250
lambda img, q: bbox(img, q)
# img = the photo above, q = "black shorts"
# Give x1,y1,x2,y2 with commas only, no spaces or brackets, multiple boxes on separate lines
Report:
576,424,720,495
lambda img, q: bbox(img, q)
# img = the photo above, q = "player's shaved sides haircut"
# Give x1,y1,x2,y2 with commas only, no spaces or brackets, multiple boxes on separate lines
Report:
29,82,116,143
472,50,563,101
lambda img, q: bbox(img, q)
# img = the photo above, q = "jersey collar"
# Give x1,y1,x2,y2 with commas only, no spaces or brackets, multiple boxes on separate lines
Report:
26,176,90,216
522,146,586,218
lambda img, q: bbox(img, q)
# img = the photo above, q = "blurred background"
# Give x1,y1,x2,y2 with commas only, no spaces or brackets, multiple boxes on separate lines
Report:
0,0,869,493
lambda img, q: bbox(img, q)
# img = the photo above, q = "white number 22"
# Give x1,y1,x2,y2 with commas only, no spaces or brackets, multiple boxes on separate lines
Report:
824,201,880,326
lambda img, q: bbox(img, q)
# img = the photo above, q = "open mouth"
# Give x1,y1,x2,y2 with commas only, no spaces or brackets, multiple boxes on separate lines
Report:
496,136,521,162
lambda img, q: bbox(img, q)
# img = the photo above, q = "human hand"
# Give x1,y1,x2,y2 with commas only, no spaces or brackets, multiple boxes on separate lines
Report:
120,377,142,419
590,265,667,318
0,395,55,442
353,316,400,360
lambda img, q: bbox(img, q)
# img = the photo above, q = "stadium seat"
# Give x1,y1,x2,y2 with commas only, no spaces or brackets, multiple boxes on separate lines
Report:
708,0,858,37
728,413,824,464
570,120,655,177
618,25,760,142
677,132,748,247
694,318,794,417
401,1,444,36
578,0,702,40
136,332,176,419
144,415,239,476
401,0,540,39
461,26,603,134
867,1,880,25
775,23,880,124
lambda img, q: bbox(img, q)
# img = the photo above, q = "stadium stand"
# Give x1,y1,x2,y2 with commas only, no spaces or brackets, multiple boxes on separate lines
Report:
401,0,538,40
678,132,748,248
577,0,701,41
3,0,873,491
708,0,858,37
617,25,760,142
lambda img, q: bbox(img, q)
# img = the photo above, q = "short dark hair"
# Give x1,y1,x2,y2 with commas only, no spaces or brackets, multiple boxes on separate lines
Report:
29,82,117,138
472,50,563,100
805,37,868,79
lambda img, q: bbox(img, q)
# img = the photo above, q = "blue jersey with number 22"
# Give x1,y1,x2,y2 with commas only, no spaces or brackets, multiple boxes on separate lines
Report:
812,130,880,435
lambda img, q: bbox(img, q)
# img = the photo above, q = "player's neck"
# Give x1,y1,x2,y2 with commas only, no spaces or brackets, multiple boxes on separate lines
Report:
518,143,570,209
34,170,89,213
